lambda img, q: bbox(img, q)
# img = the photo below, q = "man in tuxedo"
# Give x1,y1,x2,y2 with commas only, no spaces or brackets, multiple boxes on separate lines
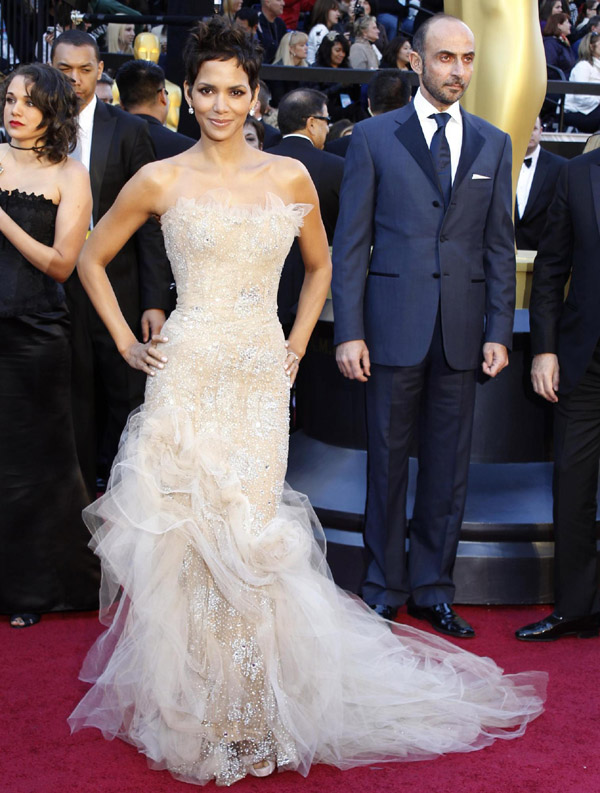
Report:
269,89,344,327
516,150,600,641
332,14,516,638
514,117,565,251
115,60,196,160
51,30,172,498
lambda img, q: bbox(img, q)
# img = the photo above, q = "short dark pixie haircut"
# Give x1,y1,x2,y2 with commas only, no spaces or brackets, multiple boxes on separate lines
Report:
277,88,328,136
116,60,165,109
51,28,101,62
1,63,78,163
183,16,262,96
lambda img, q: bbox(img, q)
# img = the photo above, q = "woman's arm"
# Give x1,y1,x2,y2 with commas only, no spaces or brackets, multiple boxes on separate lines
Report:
0,160,92,282
285,164,332,384
76,162,172,375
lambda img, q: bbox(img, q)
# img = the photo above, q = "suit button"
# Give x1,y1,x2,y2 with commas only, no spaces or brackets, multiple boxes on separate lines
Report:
432,273,440,279
443,272,450,277
440,235,448,242
432,200,441,208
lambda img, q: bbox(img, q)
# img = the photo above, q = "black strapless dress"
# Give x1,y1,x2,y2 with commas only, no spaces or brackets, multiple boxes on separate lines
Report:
0,189,99,614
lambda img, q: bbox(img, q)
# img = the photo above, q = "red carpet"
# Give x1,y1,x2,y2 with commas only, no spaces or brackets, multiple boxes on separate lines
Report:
2,605,598,793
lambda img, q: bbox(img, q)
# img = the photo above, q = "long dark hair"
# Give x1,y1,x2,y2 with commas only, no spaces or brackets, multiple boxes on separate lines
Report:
1,63,78,163
183,16,263,95
314,32,350,68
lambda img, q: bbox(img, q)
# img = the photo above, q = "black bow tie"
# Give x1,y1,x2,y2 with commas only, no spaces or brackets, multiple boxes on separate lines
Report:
524,157,533,168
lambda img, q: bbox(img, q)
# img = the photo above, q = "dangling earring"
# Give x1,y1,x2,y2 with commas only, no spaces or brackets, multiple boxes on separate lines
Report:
188,106,194,115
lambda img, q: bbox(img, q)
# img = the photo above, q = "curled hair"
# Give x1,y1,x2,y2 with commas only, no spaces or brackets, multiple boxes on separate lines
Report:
0,64,78,164
183,16,262,95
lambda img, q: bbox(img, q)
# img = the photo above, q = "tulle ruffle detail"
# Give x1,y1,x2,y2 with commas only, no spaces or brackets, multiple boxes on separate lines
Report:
69,405,547,786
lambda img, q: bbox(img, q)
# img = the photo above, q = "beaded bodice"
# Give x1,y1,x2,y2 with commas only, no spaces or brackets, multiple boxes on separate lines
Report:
160,191,310,321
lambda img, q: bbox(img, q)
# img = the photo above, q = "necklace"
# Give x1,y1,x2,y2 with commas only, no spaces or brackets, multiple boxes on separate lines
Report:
8,141,45,152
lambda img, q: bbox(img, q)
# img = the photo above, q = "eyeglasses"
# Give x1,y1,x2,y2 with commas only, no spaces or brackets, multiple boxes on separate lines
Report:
157,86,169,96
310,115,332,124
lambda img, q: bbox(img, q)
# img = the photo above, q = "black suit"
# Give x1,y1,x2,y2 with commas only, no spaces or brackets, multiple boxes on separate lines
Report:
261,120,283,150
530,149,600,619
515,147,565,251
268,135,344,325
325,135,352,158
66,100,171,498
135,113,195,160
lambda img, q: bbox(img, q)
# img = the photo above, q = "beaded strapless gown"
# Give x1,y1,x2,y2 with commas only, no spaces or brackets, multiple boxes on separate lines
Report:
69,192,546,786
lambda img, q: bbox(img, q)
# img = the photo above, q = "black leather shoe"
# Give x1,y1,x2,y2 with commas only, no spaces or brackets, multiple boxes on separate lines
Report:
370,604,397,621
407,602,475,638
515,612,600,642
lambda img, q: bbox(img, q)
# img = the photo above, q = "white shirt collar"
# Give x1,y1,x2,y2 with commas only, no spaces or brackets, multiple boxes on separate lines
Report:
413,88,462,128
78,94,97,136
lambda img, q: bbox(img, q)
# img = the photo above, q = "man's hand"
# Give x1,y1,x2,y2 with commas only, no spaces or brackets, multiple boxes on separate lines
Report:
141,308,166,342
531,353,560,403
336,340,371,382
482,342,509,378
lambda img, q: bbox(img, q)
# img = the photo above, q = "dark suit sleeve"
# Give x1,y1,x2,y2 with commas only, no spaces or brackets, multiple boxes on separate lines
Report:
529,161,573,355
481,133,517,348
331,123,376,345
126,120,172,313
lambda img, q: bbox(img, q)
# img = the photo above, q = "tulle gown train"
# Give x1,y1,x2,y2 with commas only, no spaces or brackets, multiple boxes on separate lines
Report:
68,192,546,786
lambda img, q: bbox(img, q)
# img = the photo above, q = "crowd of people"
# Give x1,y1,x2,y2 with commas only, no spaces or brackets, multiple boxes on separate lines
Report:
4,0,600,784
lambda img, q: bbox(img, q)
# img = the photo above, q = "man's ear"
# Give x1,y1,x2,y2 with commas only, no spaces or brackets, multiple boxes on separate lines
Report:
409,51,422,75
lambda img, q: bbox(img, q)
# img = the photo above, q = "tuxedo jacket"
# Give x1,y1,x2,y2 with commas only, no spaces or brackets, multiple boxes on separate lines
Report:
515,147,565,251
67,101,171,329
530,149,600,394
135,113,196,160
332,102,516,371
269,136,344,325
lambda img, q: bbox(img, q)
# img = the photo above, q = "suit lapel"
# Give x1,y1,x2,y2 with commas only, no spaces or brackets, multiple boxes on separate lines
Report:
591,160,600,239
89,101,116,225
522,149,547,220
452,109,485,194
393,105,440,194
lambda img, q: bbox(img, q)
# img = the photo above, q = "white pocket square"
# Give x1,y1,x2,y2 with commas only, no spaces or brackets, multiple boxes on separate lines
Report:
472,174,491,180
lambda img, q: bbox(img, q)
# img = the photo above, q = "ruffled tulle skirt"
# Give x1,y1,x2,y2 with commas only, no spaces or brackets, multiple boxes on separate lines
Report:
68,307,546,786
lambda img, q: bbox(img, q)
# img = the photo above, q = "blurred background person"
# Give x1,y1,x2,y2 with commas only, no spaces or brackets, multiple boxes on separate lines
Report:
95,72,115,104
514,116,565,251
313,32,365,121
349,15,382,69
106,20,136,55
257,0,287,63
235,7,260,38
543,12,577,76
270,31,309,107
539,0,571,31
306,0,342,64
571,0,600,47
563,30,600,131
380,34,412,69
116,60,195,158
0,64,99,629
223,0,244,21
253,80,282,148
243,115,265,149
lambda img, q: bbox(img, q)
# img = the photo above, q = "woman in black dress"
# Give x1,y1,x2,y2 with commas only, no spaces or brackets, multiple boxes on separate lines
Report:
0,63,99,628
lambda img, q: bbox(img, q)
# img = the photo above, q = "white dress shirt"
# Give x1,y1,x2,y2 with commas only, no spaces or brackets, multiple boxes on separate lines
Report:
76,94,97,173
413,88,463,183
516,144,541,219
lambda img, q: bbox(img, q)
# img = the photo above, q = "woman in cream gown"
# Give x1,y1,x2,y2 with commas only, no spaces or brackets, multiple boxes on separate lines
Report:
68,18,547,787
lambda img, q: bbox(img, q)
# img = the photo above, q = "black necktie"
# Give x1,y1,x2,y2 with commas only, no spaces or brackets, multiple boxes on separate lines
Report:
429,113,452,208
524,157,533,168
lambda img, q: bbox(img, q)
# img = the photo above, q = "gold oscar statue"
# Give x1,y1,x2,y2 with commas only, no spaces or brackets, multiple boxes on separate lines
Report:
133,32,183,132
445,0,547,306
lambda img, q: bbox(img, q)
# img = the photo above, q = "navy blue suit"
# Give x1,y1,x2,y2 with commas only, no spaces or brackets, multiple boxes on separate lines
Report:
332,101,516,608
